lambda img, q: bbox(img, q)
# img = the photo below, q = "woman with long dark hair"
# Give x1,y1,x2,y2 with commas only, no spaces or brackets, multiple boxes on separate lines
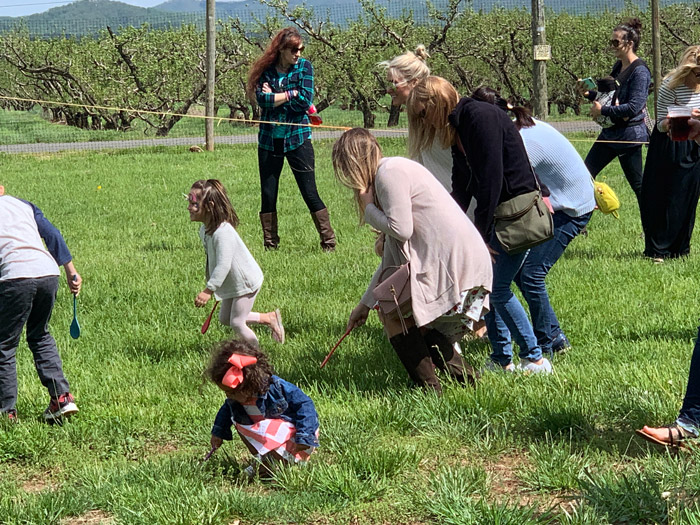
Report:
246,27,335,251
580,17,651,211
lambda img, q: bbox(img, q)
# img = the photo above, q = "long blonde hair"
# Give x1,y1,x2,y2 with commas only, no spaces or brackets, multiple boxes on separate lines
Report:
332,128,382,222
378,45,430,85
406,76,459,159
665,45,700,91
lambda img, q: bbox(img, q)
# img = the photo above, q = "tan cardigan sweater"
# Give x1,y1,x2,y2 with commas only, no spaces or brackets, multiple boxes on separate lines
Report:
360,157,492,327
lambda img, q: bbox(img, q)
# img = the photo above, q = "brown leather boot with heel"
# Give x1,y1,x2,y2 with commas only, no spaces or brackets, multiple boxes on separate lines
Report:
389,326,442,395
311,208,336,251
259,212,280,250
423,329,477,386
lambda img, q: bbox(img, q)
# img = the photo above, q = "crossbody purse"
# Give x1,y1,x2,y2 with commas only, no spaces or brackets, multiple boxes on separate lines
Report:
493,167,554,254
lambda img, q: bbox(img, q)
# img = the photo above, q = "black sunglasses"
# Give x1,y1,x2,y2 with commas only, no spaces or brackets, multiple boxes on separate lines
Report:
609,38,625,48
288,45,305,53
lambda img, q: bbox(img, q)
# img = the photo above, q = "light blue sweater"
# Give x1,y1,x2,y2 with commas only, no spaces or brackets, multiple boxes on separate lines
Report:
519,120,596,217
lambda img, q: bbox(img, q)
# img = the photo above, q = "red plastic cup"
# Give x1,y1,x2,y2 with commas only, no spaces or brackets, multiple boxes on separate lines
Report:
668,105,692,142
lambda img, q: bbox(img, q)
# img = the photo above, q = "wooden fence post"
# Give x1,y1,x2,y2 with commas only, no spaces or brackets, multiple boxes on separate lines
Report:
205,0,216,151
531,0,549,119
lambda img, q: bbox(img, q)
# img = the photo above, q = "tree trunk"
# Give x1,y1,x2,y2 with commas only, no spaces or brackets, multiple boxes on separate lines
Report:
387,104,400,127
359,97,375,128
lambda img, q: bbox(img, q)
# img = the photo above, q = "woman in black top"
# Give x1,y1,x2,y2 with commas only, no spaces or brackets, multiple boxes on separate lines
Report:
407,76,553,374
579,17,651,211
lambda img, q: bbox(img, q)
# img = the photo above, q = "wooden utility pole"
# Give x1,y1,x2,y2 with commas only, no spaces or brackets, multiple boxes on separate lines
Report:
205,0,216,151
531,0,549,119
651,0,661,117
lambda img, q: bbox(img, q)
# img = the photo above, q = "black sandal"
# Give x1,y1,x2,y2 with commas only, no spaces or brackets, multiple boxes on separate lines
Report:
636,424,696,449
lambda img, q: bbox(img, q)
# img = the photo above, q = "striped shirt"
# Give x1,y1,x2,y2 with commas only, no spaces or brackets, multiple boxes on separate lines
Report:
255,58,314,153
656,79,700,125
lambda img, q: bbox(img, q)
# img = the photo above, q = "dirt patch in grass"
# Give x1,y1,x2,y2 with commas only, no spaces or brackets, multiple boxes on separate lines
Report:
144,441,178,456
60,510,115,524
20,470,59,494
485,452,530,499
187,106,205,116
485,452,573,513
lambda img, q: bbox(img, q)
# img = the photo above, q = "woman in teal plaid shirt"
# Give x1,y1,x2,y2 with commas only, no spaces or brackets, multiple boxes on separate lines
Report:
246,27,336,251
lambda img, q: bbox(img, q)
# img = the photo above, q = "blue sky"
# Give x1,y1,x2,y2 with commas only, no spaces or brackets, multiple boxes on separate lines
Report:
0,0,213,17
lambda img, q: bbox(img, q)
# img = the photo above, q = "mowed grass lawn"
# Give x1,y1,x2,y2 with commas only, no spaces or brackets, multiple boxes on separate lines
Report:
2,136,700,524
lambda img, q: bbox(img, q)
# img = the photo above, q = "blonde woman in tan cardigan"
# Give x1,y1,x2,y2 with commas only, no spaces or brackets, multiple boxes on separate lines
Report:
332,128,493,394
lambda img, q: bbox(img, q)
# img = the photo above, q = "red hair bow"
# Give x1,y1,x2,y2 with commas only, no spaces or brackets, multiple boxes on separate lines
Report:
221,354,257,389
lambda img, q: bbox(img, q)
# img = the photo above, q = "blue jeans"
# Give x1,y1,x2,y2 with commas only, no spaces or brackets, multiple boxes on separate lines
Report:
678,326,700,431
485,240,542,367
513,211,592,354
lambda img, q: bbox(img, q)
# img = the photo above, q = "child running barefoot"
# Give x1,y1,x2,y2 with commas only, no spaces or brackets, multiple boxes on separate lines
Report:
188,179,284,345
205,340,319,476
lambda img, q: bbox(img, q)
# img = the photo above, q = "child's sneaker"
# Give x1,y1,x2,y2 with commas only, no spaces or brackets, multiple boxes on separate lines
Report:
43,393,78,422
517,358,554,374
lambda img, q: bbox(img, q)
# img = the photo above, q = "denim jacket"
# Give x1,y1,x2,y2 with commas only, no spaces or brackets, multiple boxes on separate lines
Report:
211,375,319,448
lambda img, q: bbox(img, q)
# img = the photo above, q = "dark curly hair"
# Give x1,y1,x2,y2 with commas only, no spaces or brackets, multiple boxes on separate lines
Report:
204,340,274,399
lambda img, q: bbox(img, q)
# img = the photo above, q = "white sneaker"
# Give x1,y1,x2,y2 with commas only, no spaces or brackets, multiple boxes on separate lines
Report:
482,359,516,373
517,357,554,374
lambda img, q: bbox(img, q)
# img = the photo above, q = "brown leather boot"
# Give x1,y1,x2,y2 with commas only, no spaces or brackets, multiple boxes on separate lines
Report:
259,212,279,250
389,326,442,395
423,329,478,386
310,208,336,251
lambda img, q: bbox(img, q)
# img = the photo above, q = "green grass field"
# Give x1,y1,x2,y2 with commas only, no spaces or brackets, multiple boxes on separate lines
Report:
2,136,700,524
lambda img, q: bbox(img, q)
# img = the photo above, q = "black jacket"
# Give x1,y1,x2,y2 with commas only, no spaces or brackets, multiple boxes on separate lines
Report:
449,97,537,241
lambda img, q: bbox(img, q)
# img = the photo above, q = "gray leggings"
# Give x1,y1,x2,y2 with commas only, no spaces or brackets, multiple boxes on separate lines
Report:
219,290,262,346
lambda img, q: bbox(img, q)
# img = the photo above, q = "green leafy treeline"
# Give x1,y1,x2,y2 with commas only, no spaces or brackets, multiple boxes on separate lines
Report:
1,0,698,135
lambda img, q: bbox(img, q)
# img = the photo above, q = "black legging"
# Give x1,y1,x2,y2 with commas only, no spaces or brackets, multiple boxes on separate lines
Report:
258,139,326,214
584,141,643,207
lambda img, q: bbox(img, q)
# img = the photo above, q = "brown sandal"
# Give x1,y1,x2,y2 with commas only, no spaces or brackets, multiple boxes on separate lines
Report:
636,424,696,450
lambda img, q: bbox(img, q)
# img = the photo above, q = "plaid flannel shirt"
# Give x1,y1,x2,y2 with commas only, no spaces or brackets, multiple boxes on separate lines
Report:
256,58,314,153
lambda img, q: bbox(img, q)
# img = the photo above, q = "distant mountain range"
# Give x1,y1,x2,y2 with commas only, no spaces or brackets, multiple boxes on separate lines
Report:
0,0,656,37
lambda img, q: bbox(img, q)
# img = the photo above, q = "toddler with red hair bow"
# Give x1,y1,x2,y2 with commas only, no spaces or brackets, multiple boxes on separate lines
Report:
204,340,319,476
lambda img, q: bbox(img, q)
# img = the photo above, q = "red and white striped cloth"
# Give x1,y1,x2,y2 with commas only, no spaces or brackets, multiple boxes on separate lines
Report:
235,401,313,463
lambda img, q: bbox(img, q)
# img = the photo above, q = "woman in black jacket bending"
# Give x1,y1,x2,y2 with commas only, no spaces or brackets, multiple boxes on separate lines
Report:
408,76,553,374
